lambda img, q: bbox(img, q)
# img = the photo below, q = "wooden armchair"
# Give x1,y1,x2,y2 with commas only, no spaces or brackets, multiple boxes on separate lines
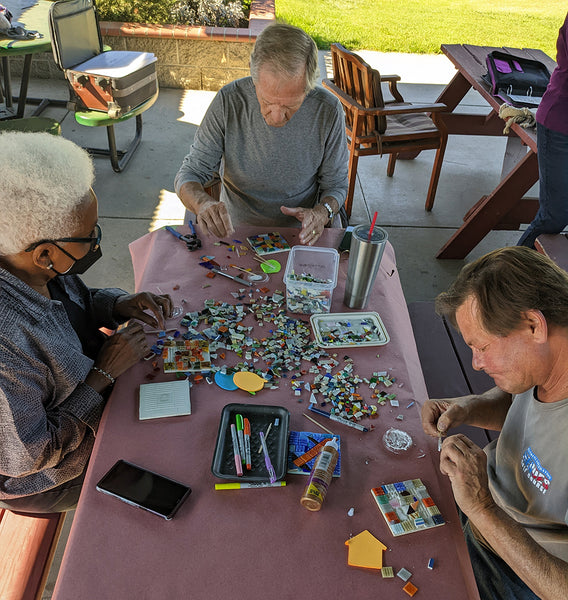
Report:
322,43,449,217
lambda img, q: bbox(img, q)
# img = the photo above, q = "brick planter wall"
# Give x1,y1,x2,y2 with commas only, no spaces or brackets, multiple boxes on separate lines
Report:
99,0,274,90
22,0,274,90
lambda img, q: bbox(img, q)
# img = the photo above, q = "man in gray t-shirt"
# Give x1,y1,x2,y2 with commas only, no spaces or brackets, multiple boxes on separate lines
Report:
421,247,568,600
175,23,348,246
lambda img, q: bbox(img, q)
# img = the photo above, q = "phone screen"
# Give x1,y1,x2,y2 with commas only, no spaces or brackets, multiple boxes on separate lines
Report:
338,225,354,252
96,460,191,520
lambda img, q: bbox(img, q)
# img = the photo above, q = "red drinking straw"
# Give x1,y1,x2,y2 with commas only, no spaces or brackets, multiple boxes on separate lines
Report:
368,211,378,240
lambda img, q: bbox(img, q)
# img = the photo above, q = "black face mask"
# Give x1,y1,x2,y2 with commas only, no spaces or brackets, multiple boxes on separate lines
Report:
52,245,102,276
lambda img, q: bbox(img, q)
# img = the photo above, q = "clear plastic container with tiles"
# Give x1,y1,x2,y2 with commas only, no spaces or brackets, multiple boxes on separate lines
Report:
284,246,339,314
371,478,445,536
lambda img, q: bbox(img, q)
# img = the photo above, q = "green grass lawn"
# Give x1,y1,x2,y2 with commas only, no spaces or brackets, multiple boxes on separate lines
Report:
276,0,565,57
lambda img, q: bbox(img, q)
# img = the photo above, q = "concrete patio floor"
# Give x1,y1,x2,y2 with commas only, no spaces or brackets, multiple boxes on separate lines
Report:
11,50,531,599
23,49,530,311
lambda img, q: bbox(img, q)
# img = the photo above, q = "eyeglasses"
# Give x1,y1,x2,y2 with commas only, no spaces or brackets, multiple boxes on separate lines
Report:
25,224,102,254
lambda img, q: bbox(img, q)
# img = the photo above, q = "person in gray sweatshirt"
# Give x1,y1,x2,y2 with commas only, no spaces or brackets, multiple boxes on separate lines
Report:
175,23,348,246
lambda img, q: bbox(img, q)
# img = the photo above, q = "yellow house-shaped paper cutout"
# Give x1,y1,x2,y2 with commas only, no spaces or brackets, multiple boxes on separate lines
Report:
345,530,387,570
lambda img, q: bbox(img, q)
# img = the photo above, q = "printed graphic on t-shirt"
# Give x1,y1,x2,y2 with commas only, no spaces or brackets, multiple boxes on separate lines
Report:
521,447,551,494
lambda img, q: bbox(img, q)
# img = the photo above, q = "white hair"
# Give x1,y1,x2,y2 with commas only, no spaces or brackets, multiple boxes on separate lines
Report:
250,23,320,93
0,132,95,256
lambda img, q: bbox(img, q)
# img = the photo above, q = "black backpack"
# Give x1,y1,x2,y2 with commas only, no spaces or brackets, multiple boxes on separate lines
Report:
483,50,551,108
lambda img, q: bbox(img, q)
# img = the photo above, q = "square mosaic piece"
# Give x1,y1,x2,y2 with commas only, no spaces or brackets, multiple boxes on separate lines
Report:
247,232,291,255
287,431,341,476
371,478,445,536
162,339,211,373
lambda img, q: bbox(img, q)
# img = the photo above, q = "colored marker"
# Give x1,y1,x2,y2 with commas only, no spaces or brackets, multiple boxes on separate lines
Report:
259,431,276,483
243,418,252,470
210,267,253,287
308,405,369,432
230,423,243,477
235,414,246,465
215,482,286,490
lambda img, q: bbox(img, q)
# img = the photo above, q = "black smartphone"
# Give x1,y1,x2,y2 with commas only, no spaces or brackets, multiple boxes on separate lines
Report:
338,225,354,252
96,460,191,520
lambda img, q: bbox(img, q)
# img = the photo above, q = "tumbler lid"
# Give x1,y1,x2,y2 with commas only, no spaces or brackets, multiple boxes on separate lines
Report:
353,224,388,243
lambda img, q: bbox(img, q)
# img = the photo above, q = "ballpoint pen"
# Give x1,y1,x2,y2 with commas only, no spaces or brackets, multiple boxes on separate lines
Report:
308,405,369,432
243,418,252,470
235,414,246,465
259,431,276,483
230,424,243,477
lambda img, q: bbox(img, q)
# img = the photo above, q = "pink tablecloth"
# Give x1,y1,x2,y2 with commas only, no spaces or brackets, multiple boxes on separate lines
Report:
53,227,479,600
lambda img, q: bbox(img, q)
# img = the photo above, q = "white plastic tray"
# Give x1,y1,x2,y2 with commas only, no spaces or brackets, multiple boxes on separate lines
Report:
310,312,390,348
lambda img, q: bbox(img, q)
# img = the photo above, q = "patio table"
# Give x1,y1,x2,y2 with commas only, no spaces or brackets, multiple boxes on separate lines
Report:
435,44,556,259
0,1,52,119
52,226,480,600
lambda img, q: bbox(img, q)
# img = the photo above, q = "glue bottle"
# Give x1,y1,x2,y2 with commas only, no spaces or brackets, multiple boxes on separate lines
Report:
300,437,339,511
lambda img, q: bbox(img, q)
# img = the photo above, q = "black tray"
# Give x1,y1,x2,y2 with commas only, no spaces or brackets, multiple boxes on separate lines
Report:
211,403,290,481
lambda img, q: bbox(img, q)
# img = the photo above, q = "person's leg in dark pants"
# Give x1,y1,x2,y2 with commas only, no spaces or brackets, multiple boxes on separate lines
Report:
460,510,540,600
518,122,568,248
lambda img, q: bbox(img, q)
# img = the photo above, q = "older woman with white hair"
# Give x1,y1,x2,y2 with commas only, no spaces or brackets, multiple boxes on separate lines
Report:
0,132,172,513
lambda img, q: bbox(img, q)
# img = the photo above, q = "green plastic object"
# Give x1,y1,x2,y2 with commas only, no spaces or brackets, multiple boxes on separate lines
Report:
0,117,61,135
260,259,281,274
74,92,158,127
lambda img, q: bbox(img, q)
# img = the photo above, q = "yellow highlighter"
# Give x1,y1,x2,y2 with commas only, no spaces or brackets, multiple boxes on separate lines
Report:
215,482,286,490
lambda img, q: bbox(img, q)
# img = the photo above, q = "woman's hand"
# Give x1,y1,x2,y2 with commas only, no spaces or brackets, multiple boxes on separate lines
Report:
87,321,151,392
114,292,173,329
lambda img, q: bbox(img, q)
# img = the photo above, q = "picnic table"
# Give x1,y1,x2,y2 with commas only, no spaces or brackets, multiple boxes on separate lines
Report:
52,226,481,600
434,44,557,259
0,0,52,119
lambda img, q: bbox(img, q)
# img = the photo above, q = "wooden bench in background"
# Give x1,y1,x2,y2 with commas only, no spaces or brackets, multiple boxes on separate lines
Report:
408,301,498,447
0,509,66,600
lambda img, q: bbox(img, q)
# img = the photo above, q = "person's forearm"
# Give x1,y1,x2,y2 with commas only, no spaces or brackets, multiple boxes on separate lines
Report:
472,505,568,600
320,196,340,215
316,196,341,226
85,368,114,394
460,386,512,431
178,181,218,215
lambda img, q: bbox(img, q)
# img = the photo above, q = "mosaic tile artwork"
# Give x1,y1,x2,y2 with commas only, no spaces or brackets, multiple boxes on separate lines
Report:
287,431,341,476
371,478,445,536
247,232,291,255
162,339,211,373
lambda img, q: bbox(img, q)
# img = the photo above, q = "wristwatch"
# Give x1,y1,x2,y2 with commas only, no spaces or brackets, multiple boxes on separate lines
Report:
321,201,335,222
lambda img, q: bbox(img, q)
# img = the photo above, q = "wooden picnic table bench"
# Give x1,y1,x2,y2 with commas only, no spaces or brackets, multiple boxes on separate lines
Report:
0,508,65,600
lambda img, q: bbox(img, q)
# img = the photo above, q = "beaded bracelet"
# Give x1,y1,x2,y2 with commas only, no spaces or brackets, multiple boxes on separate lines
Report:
92,366,116,385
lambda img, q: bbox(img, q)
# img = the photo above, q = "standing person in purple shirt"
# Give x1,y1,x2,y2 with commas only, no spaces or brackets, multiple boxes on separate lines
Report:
519,12,568,248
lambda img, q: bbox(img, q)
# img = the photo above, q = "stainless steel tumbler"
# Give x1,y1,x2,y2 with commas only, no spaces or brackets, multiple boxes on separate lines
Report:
343,225,388,309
